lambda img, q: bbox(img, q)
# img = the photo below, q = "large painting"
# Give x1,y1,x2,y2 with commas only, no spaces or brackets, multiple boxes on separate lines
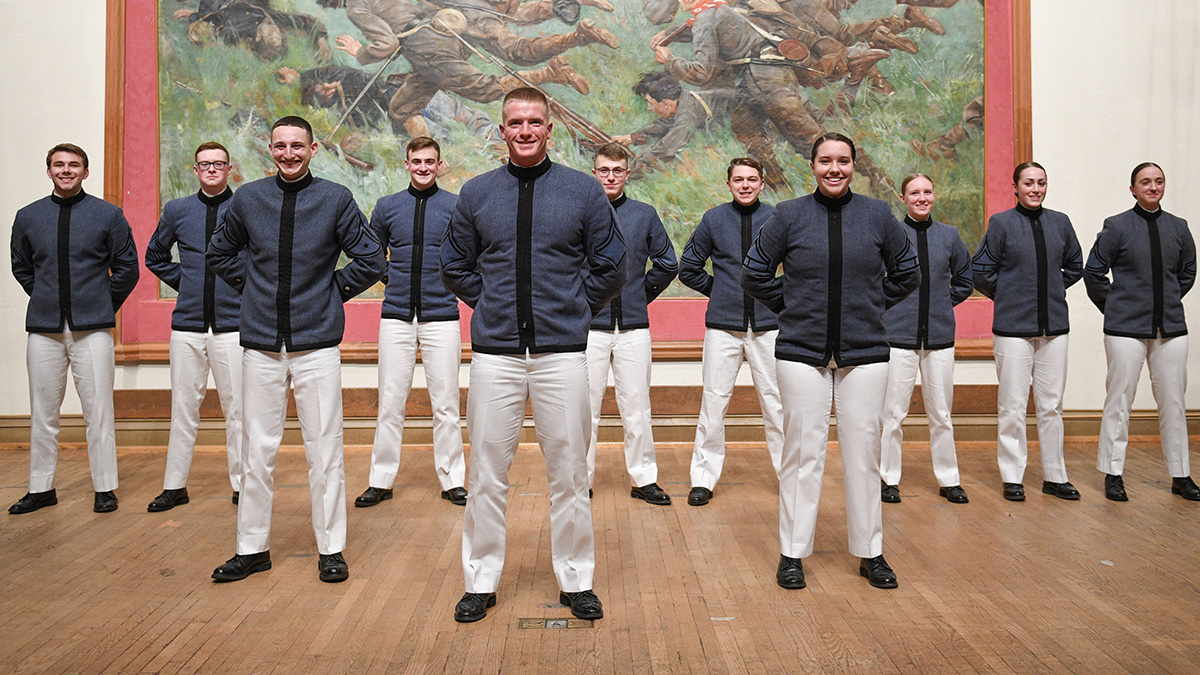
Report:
116,0,1019,359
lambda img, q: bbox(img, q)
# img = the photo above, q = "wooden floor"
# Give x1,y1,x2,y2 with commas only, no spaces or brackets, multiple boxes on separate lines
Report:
2,438,1199,674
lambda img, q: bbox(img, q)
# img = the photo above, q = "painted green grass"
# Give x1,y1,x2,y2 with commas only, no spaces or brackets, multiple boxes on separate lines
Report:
159,0,984,296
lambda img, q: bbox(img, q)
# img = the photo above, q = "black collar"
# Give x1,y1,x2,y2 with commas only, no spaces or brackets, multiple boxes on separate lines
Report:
408,183,440,199
276,171,314,193
1133,204,1162,221
813,188,852,210
904,215,933,230
506,157,553,181
611,194,628,209
51,190,86,207
1015,203,1043,219
731,199,761,215
198,187,233,206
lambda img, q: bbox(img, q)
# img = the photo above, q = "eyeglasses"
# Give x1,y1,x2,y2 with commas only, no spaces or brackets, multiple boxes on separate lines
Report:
196,161,230,170
594,167,627,177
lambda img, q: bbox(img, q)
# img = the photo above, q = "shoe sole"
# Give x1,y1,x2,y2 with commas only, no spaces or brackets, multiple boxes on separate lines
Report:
1042,488,1080,500
1172,488,1200,501
212,560,272,582
320,570,349,583
1106,493,1128,502
881,495,901,503
94,503,118,513
776,575,806,590
442,492,467,506
454,594,496,623
355,492,393,508
938,489,969,504
147,496,190,512
859,568,898,589
630,490,671,506
559,593,603,620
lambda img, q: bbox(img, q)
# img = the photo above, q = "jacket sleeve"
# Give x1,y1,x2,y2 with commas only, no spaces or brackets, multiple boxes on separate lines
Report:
107,208,141,311
583,195,627,314
207,199,248,293
971,216,1003,299
644,210,679,302
882,214,921,308
10,215,34,296
741,210,786,314
678,216,715,296
369,199,391,287
948,229,973,306
1060,216,1084,289
1082,221,1115,313
1177,219,1196,298
440,192,484,308
145,205,183,292
332,195,386,301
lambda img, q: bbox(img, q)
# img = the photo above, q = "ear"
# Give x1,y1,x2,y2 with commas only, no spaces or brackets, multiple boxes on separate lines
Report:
437,159,449,176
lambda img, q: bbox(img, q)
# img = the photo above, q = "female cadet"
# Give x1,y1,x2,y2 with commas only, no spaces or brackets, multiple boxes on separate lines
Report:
1084,162,1198,501
742,133,920,591
972,162,1083,502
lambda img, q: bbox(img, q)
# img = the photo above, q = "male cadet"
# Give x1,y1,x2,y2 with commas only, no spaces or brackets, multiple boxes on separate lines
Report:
356,136,467,508
144,141,244,512
678,157,784,507
207,116,386,583
9,143,140,514
586,142,678,505
441,88,626,623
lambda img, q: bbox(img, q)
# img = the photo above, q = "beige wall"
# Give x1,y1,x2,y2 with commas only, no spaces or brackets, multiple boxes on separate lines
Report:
1,1,1197,417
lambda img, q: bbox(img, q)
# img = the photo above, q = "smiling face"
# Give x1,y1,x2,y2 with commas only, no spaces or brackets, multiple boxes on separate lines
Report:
1130,165,1165,211
500,98,552,167
727,164,763,206
47,151,89,197
903,176,935,221
405,146,440,191
593,155,629,200
1014,166,1047,209
811,140,854,198
269,124,317,181
193,148,232,195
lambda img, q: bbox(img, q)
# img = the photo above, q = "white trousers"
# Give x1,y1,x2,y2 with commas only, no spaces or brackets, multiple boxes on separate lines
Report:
879,347,960,487
689,328,785,489
586,328,658,488
994,335,1069,484
462,351,594,594
1097,334,1190,477
237,346,346,556
26,327,118,492
369,318,465,490
163,330,243,491
777,360,889,559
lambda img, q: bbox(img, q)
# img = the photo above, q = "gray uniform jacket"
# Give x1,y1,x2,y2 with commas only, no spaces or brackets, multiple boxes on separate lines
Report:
441,159,626,354
591,194,678,331
207,172,386,352
884,216,973,350
371,184,460,323
1084,204,1195,338
679,199,778,332
11,191,140,333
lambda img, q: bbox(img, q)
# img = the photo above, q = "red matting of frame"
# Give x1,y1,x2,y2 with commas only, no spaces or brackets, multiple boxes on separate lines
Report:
108,0,1030,362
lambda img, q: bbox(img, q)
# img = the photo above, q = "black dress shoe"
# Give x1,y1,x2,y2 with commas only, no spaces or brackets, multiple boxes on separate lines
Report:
588,489,593,499
881,483,901,503
939,485,969,504
859,555,898,589
232,491,239,505
687,486,712,506
9,489,57,514
1105,474,1128,501
631,483,671,505
1042,481,1080,500
454,592,496,623
776,555,805,589
441,487,468,505
354,486,393,507
212,551,272,581
93,491,118,513
147,488,190,512
318,552,349,582
1172,476,1200,501
559,589,603,620
1003,482,1025,501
